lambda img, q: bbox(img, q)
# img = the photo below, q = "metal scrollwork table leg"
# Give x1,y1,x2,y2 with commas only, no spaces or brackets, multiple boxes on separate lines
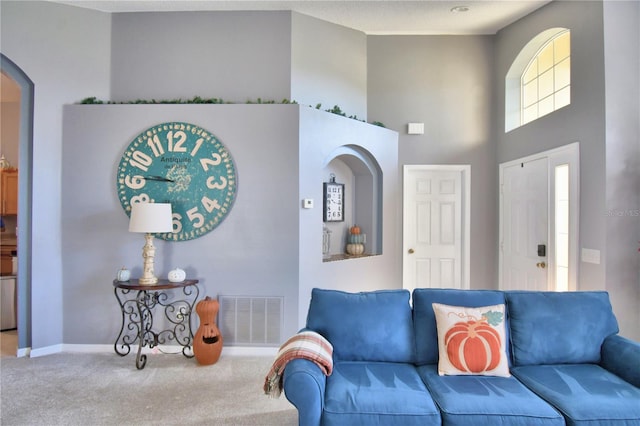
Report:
113,279,200,370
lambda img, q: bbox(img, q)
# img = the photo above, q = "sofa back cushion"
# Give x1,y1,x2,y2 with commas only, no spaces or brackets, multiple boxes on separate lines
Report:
505,291,619,366
412,289,507,365
306,288,415,362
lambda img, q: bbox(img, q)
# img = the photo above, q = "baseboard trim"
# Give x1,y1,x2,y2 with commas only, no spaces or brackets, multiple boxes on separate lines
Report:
28,344,278,358
30,344,64,358
16,347,30,358
221,346,278,356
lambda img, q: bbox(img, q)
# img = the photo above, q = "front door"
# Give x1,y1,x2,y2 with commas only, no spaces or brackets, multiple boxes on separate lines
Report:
403,165,470,292
500,158,549,290
499,143,579,292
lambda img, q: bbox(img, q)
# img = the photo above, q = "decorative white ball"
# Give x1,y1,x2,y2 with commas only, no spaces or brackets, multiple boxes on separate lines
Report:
116,267,131,282
168,268,186,282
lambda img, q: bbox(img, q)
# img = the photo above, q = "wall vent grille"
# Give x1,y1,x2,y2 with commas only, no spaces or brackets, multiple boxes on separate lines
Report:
218,296,283,346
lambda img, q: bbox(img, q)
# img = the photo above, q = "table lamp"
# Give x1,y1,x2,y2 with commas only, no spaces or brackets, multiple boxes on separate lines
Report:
128,202,173,285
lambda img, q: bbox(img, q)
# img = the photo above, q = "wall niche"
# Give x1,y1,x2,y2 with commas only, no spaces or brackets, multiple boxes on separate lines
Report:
322,144,382,261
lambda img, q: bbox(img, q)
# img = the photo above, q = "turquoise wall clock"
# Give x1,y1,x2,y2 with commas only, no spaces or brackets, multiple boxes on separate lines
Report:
117,122,238,241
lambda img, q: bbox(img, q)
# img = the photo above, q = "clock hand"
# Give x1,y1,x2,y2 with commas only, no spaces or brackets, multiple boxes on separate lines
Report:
144,175,175,182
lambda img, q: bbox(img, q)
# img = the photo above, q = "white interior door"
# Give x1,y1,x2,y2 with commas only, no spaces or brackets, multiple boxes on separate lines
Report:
500,158,549,290
403,165,470,292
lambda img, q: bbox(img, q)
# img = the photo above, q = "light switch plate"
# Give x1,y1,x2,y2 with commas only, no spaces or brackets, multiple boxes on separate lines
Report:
302,198,314,209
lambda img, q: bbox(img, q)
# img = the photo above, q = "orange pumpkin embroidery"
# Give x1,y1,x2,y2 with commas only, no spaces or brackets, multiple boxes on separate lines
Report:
444,317,501,373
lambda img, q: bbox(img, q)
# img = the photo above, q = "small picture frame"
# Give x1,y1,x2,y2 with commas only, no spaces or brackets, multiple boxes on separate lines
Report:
323,181,344,222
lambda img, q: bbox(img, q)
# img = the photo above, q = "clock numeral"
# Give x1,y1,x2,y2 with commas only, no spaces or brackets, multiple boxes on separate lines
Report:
124,175,145,190
190,138,204,157
130,193,150,204
168,130,187,153
129,150,152,172
206,175,227,190
200,153,222,171
172,213,183,234
202,196,221,213
186,206,205,228
147,134,165,157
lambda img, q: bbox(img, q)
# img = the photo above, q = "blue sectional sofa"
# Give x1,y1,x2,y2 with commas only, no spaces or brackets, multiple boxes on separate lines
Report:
283,288,640,426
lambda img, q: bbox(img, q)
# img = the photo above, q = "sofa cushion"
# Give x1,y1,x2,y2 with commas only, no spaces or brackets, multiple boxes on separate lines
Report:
505,291,619,366
417,364,564,426
413,289,507,365
323,361,441,426
512,364,640,426
306,288,415,362
432,303,510,377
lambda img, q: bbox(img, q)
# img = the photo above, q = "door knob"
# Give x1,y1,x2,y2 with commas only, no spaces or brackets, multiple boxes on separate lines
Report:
408,248,415,254
536,262,546,269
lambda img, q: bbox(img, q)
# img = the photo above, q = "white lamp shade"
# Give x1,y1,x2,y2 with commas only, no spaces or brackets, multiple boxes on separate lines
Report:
128,202,173,233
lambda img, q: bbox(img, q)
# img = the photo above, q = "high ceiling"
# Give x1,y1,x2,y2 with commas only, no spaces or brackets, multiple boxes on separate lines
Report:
4,1,552,102
48,0,552,35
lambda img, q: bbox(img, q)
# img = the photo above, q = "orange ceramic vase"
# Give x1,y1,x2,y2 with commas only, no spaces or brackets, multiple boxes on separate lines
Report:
193,297,223,365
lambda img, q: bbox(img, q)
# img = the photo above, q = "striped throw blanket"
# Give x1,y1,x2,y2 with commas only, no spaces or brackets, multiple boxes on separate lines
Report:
263,330,333,398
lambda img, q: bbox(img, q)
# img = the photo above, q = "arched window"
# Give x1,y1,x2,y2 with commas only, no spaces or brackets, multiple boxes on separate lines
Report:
506,28,571,132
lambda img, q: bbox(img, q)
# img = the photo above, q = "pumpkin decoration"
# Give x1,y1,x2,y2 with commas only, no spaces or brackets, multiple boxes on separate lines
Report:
193,296,223,365
346,243,365,255
346,225,365,255
168,268,186,282
444,318,501,373
116,267,131,282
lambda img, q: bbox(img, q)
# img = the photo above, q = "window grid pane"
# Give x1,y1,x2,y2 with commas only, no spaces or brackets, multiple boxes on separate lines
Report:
539,68,554,99
523,80,539,107
538,43,554,73
555,86,571,109
538,95,554,118
523,59,538,84
523,105,537,125
519,30,571,126
554,57,570,91
555,32,571,61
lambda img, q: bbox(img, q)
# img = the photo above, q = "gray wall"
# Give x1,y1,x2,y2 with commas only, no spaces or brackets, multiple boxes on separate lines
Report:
367,35,498,290
495,6,607,278
111,11,292,102
61,104,302,342
1,1,111,350
603,0,640,339
60,103,398,343
298,108,400,326
291,13,368,120
494,0,639,339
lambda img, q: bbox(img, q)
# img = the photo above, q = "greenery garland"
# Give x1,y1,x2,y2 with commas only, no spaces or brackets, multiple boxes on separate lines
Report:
79,96,385,128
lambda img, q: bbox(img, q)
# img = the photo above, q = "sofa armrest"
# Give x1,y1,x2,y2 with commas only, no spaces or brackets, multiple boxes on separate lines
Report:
283,358,326,426
601,334,640,388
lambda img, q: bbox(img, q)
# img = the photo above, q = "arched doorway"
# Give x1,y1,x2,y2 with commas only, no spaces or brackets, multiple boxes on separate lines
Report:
1,54,33,355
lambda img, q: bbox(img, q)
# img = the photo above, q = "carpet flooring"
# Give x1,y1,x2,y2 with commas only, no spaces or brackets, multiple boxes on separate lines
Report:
0,350,297,425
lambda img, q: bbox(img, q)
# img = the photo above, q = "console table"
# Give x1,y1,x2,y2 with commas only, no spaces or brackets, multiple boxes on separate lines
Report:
113,279,200,369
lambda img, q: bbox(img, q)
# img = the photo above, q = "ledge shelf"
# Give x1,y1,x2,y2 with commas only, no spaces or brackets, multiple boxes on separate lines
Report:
323,253,376,263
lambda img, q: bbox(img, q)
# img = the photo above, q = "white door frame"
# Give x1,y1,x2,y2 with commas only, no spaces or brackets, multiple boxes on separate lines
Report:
499,142,580,291
403,165,471,291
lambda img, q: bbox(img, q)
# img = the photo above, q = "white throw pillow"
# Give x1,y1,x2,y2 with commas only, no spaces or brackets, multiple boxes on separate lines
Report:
432,303,510,377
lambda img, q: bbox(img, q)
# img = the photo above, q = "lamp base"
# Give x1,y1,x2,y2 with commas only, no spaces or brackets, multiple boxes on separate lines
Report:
139,233,159,286
138,276,159,285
